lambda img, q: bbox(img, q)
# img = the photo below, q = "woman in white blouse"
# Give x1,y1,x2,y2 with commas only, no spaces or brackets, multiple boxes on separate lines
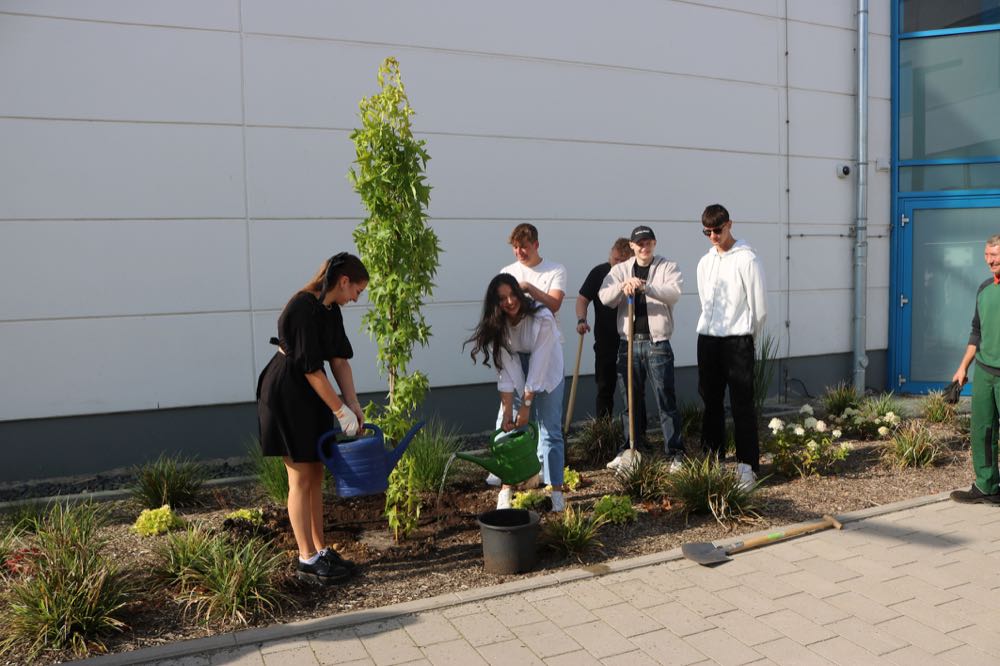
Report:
466,274,566,511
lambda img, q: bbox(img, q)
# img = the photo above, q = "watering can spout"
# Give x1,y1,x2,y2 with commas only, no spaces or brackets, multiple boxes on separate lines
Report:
454,450,503,477
386,420,426,472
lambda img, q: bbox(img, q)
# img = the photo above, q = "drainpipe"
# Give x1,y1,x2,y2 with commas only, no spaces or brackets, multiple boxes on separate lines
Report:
852,0,869,394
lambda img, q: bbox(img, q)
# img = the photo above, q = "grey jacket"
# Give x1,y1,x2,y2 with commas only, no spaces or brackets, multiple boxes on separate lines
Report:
598,256,683,342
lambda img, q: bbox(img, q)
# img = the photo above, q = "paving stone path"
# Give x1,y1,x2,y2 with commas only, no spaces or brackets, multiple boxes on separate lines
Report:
85,493,1000,665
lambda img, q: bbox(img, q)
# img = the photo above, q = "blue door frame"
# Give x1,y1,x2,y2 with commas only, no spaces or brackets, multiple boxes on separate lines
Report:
889,195,1000,394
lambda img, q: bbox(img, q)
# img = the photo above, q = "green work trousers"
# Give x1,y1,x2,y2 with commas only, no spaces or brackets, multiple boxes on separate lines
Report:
971,367,1000,494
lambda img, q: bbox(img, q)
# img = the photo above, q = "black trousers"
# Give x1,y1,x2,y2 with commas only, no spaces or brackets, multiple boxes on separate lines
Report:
697,334,759,471
594,342,618,419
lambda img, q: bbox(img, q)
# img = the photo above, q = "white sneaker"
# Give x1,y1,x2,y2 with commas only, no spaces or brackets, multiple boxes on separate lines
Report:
550,490,565,512
736,463,757,491
486,473,502,487
606,452,624,470
668,453,685,473
496,487,512,509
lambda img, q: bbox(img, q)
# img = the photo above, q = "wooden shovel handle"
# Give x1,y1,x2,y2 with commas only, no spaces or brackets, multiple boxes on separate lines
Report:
626,297,635,450
730,515,842,554
563,332,585,433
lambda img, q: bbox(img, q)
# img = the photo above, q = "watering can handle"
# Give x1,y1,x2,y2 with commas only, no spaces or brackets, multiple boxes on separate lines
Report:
494,421,538,443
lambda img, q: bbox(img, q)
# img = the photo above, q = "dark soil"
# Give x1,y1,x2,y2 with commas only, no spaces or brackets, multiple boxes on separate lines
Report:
1,413,976,665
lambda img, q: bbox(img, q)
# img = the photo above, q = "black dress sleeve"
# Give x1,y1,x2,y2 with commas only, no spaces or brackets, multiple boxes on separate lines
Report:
324,304,354,360
279,294,327,374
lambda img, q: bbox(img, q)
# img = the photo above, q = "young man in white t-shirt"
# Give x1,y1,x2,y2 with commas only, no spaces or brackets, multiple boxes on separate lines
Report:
500,223,567,319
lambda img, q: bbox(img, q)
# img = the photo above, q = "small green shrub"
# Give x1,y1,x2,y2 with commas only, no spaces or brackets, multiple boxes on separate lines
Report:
563,467,581,492
130,453,207,510
614,454,670,502
821,381,860,417
921,390,956,424
569,415,624,466
592,495,637,525
542,506,607,560
679,402,703,439
883,421,941,468
224,508,264,526
764,414,849,477
829,401,902,440
133,505,185,537
864,392,904,419
0,524,25,576
511,490,547,511
181,536,289,626
2,501,48,534
0,503,135,659
668,456,760,524
153,527,215,591
247,439,289,505
385,453,421,542
405,420,462,492
753,333,778,417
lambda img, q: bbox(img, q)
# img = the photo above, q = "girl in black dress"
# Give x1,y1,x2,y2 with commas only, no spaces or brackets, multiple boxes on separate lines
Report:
257,253,368,584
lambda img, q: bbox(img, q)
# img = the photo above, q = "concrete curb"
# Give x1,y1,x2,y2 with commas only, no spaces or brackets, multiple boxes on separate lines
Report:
77,490,953,665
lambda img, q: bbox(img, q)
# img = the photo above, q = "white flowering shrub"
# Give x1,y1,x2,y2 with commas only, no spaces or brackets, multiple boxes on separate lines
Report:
830,405,902,440
763,409,849,477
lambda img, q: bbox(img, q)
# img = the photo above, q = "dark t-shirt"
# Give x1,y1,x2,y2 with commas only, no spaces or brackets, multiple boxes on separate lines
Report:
580,263,620,351
632,263,650,335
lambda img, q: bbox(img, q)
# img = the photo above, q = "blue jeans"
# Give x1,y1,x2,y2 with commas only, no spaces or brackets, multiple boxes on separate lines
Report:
617,338,683,453
495,353,565,487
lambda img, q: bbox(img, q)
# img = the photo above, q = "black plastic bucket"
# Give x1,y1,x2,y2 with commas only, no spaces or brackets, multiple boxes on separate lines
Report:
477,508,540,574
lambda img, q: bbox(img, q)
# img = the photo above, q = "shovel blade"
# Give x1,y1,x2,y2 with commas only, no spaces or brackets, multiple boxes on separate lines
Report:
681,541,731,566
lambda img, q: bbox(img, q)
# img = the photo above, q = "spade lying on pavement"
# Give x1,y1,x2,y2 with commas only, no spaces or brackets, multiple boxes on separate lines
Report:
681,514,843,566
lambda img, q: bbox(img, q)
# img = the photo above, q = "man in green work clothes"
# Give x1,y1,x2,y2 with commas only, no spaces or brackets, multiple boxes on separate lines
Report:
951,234,1000,505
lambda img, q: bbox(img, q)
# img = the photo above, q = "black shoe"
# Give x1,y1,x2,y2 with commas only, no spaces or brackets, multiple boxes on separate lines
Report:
320,547,358,572
950,484,1000,505
297,555,351,585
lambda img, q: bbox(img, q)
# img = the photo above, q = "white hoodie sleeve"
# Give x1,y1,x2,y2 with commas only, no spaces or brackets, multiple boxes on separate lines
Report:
744,254,767,339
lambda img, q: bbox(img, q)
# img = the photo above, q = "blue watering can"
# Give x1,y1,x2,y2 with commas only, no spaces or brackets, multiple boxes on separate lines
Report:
317,421,426,498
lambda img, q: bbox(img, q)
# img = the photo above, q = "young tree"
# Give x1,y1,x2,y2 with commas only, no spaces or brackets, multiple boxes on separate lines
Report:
349,57,440,441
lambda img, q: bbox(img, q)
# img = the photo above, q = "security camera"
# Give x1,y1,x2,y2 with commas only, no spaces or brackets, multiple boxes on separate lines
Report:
836,163,851,178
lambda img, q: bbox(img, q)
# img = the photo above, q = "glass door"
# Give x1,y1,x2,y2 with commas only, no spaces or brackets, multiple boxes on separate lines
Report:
892,197,1000,393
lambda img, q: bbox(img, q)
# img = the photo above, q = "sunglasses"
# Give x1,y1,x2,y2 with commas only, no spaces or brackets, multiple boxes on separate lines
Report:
702,223,728,237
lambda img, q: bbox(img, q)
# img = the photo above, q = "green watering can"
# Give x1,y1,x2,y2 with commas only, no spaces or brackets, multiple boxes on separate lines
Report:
455,423,541,485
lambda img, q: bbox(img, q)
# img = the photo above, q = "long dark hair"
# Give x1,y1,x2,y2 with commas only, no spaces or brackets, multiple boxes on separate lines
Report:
464,273,540,370
302,252,369,302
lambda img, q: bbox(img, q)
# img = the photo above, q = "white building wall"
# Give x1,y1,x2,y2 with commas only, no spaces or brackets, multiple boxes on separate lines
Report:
0,1,892,422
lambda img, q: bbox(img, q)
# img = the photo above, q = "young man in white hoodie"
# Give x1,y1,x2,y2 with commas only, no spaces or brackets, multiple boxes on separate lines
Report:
696,204,767,489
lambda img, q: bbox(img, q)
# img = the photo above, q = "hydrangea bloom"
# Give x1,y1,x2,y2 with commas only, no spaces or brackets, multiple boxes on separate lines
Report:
877,426,890,437
768,418,784,432
832,429,842,439
804,417,818,429
815,420,828,432
800,404,814,416
794,426,805,436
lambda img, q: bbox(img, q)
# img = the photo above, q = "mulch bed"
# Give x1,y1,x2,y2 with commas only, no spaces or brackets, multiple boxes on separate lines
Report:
2,417,976,664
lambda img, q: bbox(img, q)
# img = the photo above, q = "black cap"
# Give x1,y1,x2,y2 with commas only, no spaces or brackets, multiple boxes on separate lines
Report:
630,225,656,243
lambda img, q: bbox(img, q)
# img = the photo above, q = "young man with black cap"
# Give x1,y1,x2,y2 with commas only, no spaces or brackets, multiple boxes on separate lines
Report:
599,225,684,469
696,204,767,490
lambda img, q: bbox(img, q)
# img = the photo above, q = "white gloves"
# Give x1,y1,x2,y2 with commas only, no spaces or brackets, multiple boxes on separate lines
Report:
334,405,360,436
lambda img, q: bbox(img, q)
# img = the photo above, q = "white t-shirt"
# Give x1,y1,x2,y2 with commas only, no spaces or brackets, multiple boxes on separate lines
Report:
500,259,568,325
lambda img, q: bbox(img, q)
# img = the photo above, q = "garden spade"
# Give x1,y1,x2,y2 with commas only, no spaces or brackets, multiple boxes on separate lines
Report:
682,514,843,566
617,296,641,468
564,331,584,434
